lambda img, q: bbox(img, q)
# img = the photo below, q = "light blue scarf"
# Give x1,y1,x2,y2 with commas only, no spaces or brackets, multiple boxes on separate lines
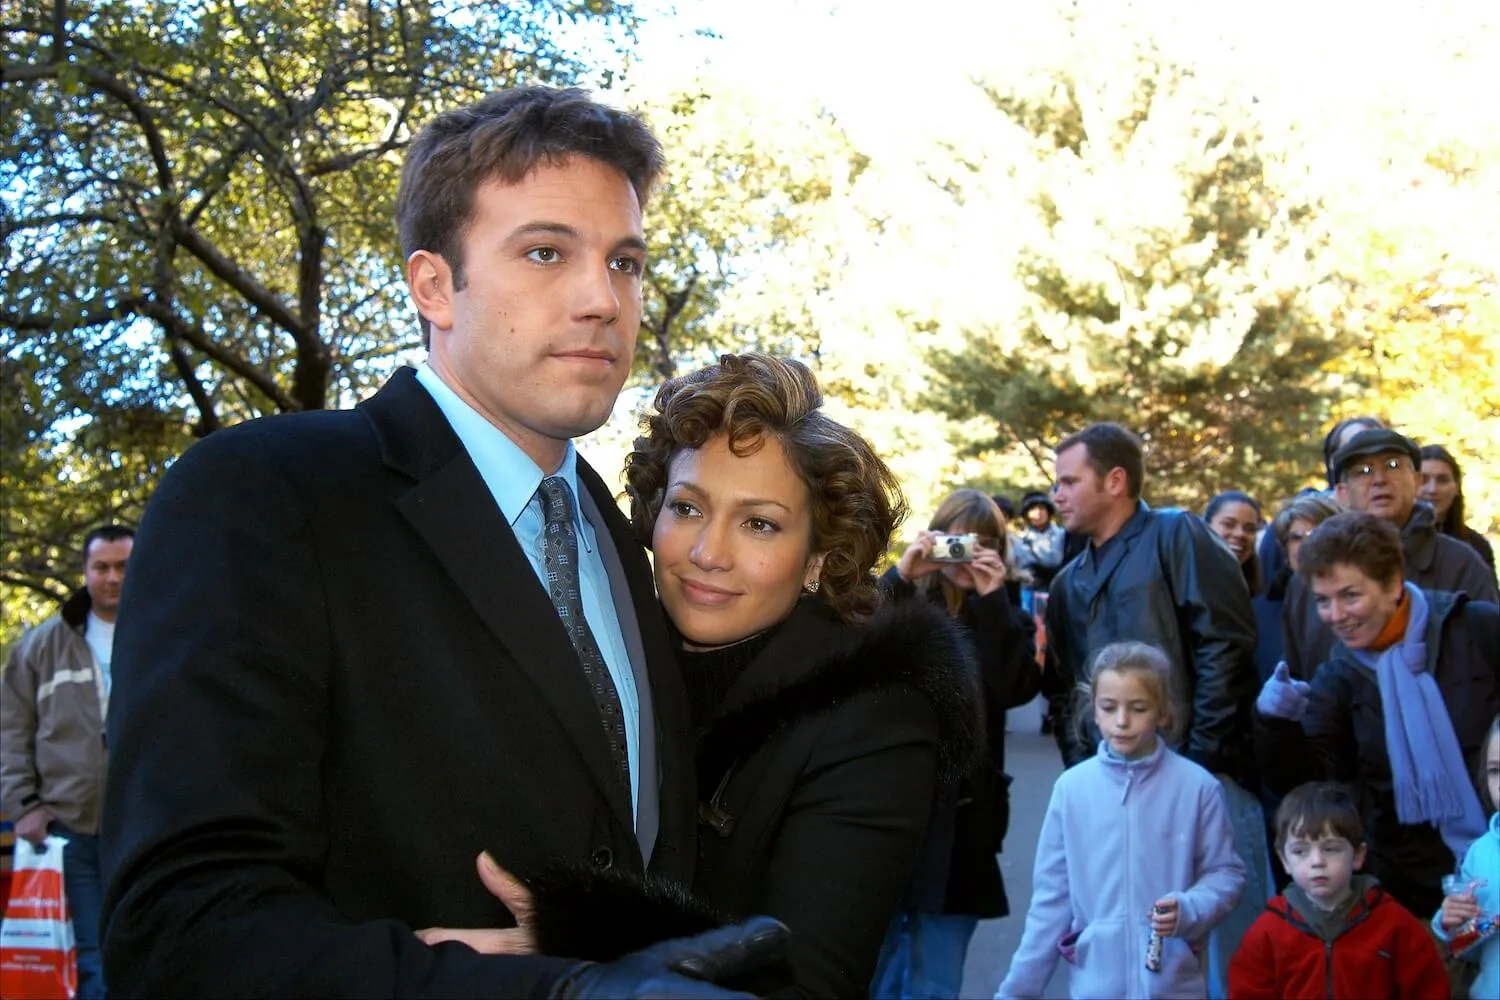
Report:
1346,585,1487,861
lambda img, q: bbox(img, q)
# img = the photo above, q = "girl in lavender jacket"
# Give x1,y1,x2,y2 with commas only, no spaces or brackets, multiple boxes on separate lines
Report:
997,642,1246,999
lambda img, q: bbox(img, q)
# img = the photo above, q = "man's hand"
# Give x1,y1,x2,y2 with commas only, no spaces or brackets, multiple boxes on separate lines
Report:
417,853,536,955
15,807,53,846
550,916,789,999
1150,898,1179,937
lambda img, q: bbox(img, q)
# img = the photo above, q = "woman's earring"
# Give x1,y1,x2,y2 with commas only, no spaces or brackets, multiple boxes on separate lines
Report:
803,578,820,594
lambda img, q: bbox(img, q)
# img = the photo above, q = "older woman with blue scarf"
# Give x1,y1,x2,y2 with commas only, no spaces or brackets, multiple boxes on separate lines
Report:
1255,510,1498,916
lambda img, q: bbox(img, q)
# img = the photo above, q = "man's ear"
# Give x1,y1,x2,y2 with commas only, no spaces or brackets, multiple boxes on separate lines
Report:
1105,466,1129,499
407,250,456,335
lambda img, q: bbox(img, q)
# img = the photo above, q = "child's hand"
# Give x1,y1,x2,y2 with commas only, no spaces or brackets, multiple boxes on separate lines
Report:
1440,891,1481,932
1150,897,1179,937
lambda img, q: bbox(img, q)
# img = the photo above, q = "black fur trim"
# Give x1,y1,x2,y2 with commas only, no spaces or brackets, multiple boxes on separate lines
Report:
520,858,731,963
704,598,983,784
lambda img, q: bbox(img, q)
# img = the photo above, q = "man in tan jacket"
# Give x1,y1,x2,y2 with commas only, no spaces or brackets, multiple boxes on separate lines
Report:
2,525,133,1000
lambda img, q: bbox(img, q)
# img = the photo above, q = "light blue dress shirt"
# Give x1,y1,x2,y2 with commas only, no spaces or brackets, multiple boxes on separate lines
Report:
415,363,640,822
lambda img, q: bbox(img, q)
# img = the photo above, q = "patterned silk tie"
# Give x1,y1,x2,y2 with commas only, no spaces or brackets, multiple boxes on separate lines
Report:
537,476,632,801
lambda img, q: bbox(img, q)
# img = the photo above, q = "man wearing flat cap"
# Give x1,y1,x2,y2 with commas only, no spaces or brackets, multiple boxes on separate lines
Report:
1282,427,1499,679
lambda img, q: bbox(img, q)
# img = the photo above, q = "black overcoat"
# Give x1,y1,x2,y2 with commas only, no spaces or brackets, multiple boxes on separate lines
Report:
523,597,984,998
98,368,696,997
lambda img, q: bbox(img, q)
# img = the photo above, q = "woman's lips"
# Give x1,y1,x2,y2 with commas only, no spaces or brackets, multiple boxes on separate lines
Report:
678,578,738,606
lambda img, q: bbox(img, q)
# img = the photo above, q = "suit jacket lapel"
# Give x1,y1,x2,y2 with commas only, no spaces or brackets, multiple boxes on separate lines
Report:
360,369,634,837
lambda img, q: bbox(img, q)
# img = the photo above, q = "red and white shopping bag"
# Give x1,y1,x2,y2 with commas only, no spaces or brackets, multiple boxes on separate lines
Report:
0,836,77,999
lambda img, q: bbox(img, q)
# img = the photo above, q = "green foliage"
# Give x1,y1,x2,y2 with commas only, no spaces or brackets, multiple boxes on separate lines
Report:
922,53,1357,511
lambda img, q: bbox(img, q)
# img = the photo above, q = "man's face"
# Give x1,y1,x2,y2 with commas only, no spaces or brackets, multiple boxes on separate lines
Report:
1335,450,1419,525
1053,444,1120,538
416,157,646,471
85,537,133,618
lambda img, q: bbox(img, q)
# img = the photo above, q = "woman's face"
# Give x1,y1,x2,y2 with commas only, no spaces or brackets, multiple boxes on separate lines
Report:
1284,517,1316,573
1309,562,1405,650
652,433,824,650
1419,459,1458,522
1208,501,1259,566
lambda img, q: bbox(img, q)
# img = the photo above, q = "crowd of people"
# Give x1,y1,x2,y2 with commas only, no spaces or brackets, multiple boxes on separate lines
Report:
1,85,1496,1000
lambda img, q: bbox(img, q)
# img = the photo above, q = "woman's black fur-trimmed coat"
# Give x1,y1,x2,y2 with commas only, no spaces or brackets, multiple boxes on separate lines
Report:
524,596,983,998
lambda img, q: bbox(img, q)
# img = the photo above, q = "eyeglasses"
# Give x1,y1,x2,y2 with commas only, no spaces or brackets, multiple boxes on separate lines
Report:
1344,457,1411,483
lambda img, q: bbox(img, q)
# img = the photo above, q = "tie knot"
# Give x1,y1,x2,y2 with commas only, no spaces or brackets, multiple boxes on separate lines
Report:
538,476,576,527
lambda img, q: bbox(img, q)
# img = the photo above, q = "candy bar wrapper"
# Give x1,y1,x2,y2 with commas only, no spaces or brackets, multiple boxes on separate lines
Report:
1448,913,1498,959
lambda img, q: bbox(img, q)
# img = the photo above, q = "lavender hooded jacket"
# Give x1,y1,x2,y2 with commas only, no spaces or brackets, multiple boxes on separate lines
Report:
997,741,1246,999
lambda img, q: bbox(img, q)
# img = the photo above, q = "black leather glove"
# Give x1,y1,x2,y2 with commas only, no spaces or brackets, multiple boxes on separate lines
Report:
548,916,789,999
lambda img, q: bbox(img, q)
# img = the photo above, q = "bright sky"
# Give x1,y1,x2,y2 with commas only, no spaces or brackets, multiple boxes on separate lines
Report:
627,0,1498,154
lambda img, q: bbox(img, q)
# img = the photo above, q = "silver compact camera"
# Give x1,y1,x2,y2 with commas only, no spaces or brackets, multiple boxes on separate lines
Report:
930,533,979,563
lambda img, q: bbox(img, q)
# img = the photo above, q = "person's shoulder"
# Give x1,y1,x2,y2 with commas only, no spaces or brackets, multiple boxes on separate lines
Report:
1162,747,1223,788
9,611,72,659
168,409,372,481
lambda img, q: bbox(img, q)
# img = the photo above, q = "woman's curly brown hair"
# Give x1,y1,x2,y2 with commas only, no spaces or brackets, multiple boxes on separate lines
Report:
624,352,908,623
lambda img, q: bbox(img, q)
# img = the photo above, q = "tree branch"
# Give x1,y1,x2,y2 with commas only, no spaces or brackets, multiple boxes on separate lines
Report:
170,221,309,340
165,336,223,436
139,299,298,412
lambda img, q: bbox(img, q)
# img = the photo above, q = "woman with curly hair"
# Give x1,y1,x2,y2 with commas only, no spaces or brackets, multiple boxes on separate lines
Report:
449,353,983,998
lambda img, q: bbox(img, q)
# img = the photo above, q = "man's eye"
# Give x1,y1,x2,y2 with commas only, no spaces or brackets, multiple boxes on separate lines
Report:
610,256,642,274
527,247,561,263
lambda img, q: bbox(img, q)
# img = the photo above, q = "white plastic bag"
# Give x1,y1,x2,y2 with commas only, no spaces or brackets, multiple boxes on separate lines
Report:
0,836,77,999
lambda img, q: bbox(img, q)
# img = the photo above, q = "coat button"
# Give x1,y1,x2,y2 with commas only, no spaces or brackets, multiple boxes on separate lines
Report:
591,846,613,869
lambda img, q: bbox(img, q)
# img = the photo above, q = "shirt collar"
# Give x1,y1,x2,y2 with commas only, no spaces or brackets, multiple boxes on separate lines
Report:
414,362,582,529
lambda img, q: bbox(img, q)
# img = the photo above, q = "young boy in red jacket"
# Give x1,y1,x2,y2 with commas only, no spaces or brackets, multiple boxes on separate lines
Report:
1229,781,1449,999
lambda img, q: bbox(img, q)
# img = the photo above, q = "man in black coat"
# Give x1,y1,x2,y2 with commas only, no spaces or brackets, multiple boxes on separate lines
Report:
1043,423,1258,774
1282,427,1499,679
99,87,781,998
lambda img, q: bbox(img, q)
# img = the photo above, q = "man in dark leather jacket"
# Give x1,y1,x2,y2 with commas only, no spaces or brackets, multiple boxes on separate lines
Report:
1282,427,1498,679
1042,423,1258,775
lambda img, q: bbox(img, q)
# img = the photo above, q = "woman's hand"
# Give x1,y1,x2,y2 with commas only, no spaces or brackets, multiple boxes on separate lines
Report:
1440,888,1481,932
416,852,538,954
896,531,942,582
967,547,1008,596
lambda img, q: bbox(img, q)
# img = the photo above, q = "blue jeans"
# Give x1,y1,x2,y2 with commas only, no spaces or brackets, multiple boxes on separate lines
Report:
870,911,979,999
52,823,107,999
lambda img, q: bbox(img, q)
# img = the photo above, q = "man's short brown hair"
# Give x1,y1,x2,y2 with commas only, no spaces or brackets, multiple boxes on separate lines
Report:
1275,781,1366,852
397,87,664,341
1296,510,1404,588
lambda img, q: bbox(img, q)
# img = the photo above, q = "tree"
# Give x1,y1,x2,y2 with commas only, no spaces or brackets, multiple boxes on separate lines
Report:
632,81,864,381
920,42,1357,511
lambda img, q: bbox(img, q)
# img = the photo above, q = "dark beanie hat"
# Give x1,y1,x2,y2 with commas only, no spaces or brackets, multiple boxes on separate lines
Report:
1020,491,1056,516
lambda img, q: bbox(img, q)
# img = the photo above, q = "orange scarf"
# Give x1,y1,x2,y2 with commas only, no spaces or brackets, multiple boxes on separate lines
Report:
1368,591,1411,652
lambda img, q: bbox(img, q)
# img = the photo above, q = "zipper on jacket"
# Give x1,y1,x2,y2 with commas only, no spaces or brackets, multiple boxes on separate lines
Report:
1324,940,1333,999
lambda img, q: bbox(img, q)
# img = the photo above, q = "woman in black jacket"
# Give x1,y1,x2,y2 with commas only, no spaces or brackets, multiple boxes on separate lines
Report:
424,353,982,998
872,489,1037,999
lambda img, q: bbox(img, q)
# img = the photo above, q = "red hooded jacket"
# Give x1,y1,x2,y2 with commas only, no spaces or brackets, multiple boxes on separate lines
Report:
1228,884,1449,999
